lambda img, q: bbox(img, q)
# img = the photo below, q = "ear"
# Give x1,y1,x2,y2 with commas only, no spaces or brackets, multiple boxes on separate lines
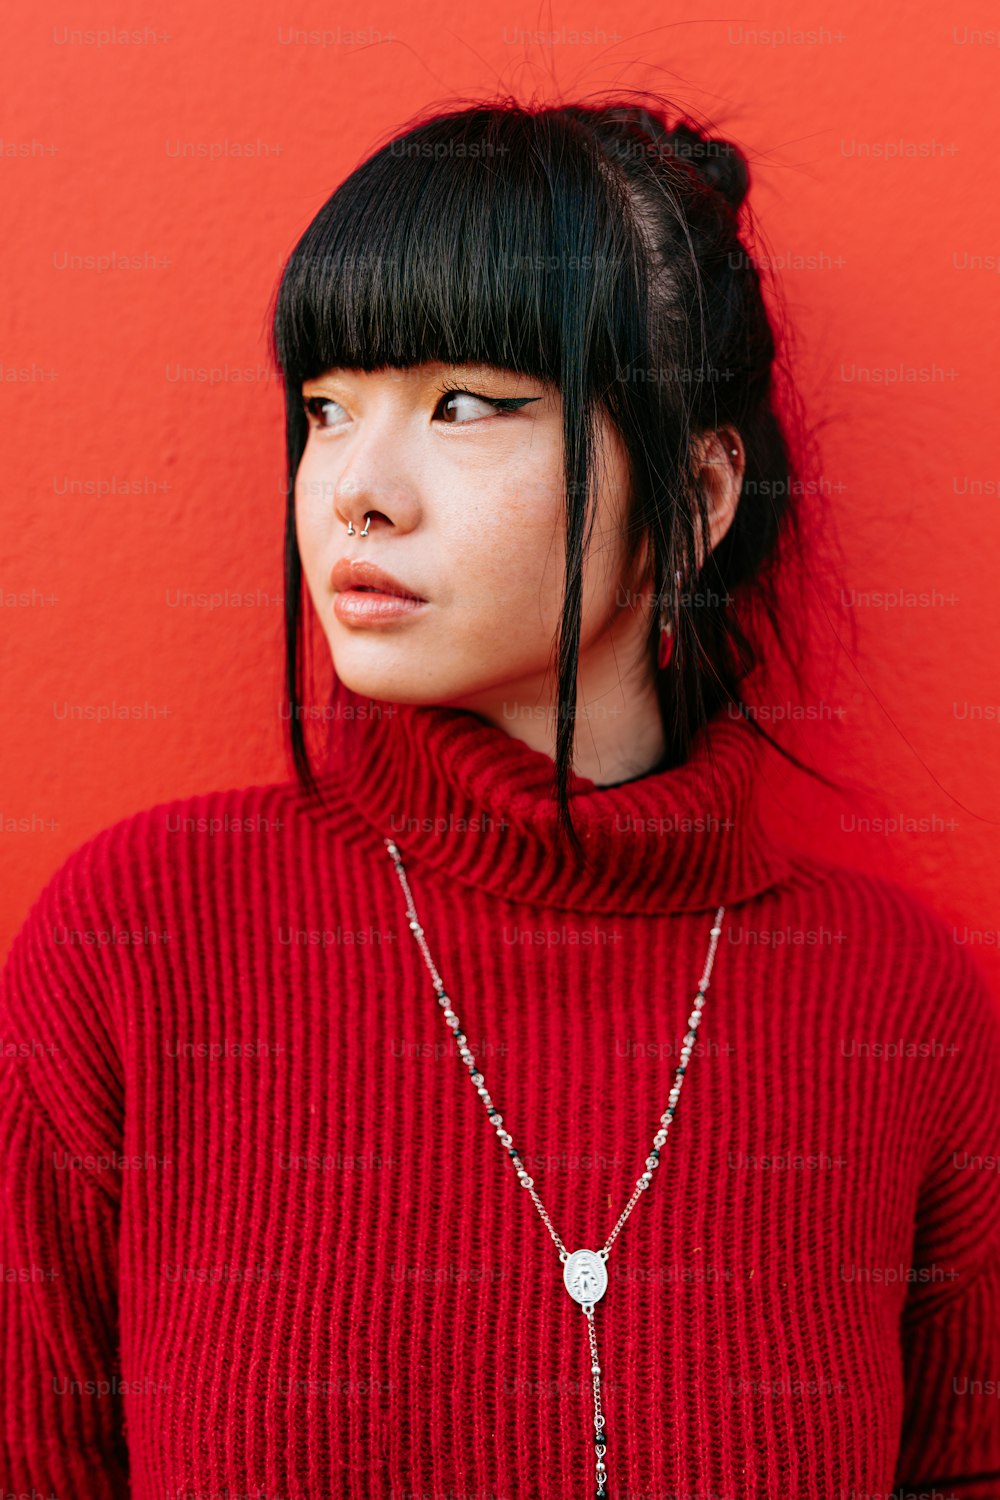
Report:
624,428,745,590
689,428,744,568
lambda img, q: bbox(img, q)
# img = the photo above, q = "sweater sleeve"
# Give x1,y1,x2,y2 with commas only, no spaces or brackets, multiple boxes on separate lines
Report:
0,836,130,1495
891,933,1000,1497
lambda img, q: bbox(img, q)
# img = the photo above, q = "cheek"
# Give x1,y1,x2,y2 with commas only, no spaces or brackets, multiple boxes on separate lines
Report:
293,450,332,582
483,470,626,637
449,465,567,632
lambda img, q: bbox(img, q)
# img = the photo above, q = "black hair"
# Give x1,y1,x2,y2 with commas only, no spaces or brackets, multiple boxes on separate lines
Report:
268,90,853,861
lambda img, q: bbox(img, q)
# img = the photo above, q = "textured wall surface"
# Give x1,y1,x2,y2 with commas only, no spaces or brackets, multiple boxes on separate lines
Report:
2,0,998,978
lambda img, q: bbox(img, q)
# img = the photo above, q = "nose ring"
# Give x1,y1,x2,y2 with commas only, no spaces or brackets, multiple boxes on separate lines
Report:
346,514,371,538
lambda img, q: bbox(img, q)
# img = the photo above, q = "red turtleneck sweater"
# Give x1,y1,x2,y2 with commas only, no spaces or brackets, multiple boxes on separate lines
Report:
2,685,999,1499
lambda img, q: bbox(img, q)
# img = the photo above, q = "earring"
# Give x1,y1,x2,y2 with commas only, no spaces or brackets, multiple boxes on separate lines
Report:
657,568,683,670
657,609,675,670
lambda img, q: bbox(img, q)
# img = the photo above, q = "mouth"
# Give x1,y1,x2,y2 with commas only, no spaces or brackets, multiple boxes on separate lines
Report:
329,557,428,627
347,584,413,597
330,558,428,603
332,588,428,625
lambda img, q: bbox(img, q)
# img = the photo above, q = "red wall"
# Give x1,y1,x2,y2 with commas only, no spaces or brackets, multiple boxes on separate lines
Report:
3,0,999,981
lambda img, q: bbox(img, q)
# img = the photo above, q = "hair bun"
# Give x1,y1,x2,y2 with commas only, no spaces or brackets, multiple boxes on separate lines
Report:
664,122,750,213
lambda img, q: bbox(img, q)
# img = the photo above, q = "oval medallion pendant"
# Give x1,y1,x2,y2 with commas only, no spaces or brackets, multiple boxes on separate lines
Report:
563,1248,608,1308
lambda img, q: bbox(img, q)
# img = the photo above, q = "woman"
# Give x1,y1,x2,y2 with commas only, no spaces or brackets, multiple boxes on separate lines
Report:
2,96,998,1499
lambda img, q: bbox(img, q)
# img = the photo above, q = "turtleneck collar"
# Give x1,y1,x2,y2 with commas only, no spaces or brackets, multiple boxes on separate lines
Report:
307,680,795,915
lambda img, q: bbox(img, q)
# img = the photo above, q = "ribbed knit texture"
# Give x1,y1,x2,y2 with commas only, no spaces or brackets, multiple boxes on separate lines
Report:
2,682,999,1498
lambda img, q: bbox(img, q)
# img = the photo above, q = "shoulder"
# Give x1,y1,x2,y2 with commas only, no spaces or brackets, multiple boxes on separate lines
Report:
775,846,998,1006
0,778,314,1143
3,772,367,971
775,849,1000,1280
764,846,1000,1112
778,847,1000,1177
14,779,244,888
82,773,308,850
3,776,328,972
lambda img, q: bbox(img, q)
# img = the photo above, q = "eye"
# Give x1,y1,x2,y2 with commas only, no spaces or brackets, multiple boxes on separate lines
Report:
302,395,346,430
434,385,541,424
434,387,518,424
301,385,542,432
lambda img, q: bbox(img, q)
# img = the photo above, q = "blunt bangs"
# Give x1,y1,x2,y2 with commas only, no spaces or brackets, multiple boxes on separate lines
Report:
270,107,648,405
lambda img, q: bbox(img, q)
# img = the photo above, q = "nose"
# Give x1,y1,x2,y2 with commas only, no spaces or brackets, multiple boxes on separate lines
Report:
332,421,420,540
337,493,394,539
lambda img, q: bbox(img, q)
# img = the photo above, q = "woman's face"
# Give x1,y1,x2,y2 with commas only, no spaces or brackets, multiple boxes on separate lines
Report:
294,360,654,722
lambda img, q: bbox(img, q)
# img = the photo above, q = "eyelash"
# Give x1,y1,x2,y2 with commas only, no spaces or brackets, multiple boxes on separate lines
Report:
434,383,534,418
301,384,536,429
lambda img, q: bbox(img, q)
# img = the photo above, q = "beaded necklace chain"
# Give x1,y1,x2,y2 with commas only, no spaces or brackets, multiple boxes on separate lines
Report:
384,835,725,1498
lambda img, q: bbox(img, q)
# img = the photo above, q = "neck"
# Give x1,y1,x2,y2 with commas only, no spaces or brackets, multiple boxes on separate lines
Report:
439,644,667,789
302,679,795,916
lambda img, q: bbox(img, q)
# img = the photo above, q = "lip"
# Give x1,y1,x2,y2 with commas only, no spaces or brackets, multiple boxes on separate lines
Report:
330,557,427,602
330,555,429,627
333,591,427,624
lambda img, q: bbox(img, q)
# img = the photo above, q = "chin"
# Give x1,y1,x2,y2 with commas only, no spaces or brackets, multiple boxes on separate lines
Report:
329,651,452,707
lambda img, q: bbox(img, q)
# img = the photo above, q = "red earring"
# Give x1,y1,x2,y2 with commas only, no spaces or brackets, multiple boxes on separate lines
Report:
658,567,684,669
657,616,676,669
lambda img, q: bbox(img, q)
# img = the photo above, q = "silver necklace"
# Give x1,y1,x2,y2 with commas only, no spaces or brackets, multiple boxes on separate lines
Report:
384,836,726,1498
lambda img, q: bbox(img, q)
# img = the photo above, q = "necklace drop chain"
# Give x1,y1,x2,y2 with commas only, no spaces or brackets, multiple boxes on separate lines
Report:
384,837,725,1498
